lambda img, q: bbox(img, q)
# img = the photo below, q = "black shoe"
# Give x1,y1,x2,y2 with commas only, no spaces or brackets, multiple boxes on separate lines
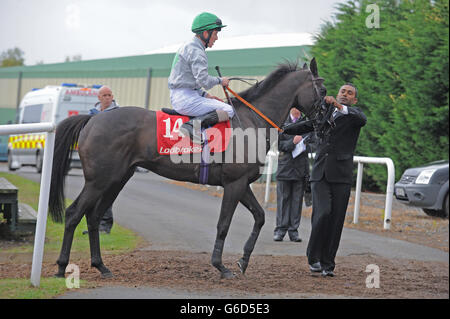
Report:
273,235,284,242
309,262,322,273
321,270,335,277
289,237,302,242
82,230,89,235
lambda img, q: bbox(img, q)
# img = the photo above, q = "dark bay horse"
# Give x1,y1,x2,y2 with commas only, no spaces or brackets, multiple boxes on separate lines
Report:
49,58,326,279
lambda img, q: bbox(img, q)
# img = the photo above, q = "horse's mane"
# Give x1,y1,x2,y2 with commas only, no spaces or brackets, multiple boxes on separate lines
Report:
233,61,300,103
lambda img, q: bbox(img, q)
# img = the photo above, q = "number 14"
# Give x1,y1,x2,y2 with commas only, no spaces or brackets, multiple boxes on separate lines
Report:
163,117,184,138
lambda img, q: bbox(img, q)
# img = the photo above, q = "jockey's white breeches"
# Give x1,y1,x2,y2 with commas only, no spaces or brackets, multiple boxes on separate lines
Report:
170,88,234,118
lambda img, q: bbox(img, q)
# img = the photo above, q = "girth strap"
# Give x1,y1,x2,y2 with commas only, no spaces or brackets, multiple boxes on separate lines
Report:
199,134,210,184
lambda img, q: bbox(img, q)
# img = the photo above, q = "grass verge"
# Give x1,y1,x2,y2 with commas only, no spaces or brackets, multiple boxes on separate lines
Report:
0,278,90,299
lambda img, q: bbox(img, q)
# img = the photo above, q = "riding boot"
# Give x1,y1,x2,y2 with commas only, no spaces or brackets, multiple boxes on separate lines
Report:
180,110,228,144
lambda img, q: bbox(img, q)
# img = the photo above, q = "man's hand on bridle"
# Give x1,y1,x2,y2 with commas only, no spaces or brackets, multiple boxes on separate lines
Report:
324,96,343,110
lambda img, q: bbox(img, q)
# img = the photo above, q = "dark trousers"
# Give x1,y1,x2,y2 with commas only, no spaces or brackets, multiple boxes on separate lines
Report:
99,206,113,232
274,180,304,239
306,178,351,271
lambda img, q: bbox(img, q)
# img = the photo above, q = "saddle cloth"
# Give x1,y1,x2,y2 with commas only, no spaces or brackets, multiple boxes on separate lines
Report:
156,110,231,155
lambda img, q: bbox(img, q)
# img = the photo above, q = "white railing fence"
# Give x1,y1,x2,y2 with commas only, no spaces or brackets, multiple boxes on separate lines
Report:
0,122,56,287
264,152,395,230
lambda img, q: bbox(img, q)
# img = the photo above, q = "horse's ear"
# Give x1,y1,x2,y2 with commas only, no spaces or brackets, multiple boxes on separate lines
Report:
310,57,319,77
302,63,308,70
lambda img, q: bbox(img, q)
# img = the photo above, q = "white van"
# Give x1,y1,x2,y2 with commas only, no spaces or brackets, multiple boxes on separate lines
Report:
8,83,101,172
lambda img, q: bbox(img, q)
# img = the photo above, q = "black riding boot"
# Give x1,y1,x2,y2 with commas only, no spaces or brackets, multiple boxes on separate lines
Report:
180,111,220,144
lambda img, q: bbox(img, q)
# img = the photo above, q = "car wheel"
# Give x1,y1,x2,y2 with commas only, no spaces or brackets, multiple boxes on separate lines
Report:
7,152,17,171
422,208,446,218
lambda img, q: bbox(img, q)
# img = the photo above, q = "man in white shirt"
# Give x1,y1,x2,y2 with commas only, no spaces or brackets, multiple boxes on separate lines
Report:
273,108,312,242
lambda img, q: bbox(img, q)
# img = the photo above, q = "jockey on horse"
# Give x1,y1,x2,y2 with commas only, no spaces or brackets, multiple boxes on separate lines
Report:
168,12,234,144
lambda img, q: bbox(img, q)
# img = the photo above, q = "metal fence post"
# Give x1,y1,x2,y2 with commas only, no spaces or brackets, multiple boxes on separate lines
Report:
30,130,55,287
15,71,22,123
144,68,152,110
264,151,275,207
353,161,364,224
383,158,395,230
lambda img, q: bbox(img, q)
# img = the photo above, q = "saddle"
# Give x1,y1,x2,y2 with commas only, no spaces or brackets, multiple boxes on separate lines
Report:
161,108,188,117
156,109,231,156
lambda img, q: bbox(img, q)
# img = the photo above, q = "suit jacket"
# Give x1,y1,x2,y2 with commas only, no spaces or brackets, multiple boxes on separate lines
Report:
310,106,366,184
276,116,311,181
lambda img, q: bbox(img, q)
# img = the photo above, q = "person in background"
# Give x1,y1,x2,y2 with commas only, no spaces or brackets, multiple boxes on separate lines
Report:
83,85,119,235
273,108,311,243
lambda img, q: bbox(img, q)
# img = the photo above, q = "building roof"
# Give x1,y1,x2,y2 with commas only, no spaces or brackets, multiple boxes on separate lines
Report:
0,45,310,79
147,33,314,53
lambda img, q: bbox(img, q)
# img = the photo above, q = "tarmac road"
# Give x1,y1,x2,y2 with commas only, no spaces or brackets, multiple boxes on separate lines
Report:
1,163,448,299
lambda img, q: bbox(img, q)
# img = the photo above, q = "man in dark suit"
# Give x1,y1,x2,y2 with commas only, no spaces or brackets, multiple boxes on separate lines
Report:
274,108,311,243
284,83,366,277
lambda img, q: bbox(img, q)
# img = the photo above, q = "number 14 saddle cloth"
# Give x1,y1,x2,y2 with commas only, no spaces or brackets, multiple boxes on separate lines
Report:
156,109,231,155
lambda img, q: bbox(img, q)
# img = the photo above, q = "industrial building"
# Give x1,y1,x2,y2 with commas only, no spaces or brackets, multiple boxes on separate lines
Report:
0,45,310,120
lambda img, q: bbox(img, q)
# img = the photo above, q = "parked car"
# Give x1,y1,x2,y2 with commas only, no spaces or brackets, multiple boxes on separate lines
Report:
395,160,449,218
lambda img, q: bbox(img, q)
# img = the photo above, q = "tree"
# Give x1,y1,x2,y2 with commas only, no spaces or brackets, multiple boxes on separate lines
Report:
0,47,25,67
311,0,449,191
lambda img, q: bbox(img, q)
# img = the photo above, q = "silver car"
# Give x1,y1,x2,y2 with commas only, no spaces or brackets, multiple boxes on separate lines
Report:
395,160,449,218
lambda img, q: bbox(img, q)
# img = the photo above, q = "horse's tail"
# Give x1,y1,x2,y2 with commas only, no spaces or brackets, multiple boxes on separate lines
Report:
49,114,92,223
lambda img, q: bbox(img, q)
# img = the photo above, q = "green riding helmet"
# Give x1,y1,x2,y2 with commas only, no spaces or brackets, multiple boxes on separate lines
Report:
191,12,227,33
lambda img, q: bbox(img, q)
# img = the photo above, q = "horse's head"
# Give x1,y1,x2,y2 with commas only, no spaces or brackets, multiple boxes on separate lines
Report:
292,58,327,119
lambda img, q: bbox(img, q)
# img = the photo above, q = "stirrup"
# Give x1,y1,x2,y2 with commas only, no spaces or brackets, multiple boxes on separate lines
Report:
192,129,207,145
179,122,206,145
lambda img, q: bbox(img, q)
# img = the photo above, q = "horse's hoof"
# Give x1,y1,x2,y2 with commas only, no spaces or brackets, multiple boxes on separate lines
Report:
54,273,65,278
237,258,248,274
101,271,114,279
220,270,235,279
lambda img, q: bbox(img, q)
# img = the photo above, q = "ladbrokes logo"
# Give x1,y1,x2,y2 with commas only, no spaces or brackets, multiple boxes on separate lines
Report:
160,145,203,154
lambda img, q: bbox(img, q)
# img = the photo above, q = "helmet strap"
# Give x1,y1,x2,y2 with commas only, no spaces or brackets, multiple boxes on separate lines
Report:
199,30,214,48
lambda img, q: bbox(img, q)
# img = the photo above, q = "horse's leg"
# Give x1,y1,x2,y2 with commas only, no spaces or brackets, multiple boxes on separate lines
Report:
85,167,135,278
211,178,247,279
84,201,113,278
55,186,99,277
237,185,265,275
